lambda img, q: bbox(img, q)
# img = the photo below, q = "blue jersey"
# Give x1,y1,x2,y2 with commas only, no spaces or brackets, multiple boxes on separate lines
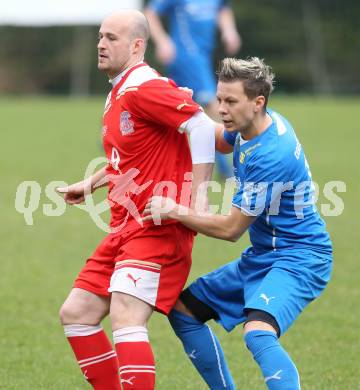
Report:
224,109,332,254
148,0,228,55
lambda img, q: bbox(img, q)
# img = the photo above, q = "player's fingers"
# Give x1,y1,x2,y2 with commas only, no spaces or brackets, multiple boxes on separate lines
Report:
141,214,153,222
178,86,193,97
142,205,151,215
143,200,160,214
56,186,69,193
65,195,85,205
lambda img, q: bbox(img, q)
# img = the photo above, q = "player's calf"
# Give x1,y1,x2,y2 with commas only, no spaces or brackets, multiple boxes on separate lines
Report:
64,324,121,390
110,292,155,390
244,317,300,390
60,289,120,389
169,292,236,390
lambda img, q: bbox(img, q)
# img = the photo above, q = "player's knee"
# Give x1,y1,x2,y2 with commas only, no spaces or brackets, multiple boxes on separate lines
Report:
178,288,218,323
110,293,152,330
110,299,131,327
59,300,105,325
59,301,79,325
243,310,280,337
173,299,196,317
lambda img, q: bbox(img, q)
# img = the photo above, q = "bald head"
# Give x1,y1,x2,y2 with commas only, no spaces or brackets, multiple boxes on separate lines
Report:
103,10,149,46
98,9,150,78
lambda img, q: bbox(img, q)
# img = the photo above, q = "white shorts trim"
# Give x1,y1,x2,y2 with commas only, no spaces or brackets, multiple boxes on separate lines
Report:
108,261,161,306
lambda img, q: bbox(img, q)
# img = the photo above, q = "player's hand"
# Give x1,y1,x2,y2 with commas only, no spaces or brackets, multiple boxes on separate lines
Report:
178,86,194,98
56,180,92,205
155,37,176,65
142,196,178,222
222,30,242,55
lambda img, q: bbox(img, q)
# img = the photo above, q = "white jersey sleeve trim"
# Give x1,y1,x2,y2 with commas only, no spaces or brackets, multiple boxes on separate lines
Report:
232,203,258,217
180,111,215,164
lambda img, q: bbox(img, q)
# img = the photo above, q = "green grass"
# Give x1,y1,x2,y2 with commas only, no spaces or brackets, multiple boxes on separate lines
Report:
1,96,359,389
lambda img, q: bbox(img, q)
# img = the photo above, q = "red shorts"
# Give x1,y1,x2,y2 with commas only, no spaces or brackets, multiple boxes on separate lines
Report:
74,223,194,314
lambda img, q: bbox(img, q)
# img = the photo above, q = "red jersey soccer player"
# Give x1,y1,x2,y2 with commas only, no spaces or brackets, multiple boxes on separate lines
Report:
57,10,216,390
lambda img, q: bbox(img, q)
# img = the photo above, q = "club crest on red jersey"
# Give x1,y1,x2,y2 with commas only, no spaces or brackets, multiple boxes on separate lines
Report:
120,111,135,135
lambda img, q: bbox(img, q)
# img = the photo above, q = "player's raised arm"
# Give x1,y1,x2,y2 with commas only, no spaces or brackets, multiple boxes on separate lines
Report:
144,7,176,65
217,6,242,55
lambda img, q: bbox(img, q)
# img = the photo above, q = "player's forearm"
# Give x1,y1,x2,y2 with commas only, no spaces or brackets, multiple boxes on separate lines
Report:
90,166,108,191
190,163,214,213
215,123,233,154
172,208,240,242
218,7,238,36
144,8,170,46
217,7,241,54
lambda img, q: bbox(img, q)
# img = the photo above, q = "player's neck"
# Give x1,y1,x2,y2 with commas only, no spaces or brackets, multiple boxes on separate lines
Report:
108,57,145,86
242,112,272,141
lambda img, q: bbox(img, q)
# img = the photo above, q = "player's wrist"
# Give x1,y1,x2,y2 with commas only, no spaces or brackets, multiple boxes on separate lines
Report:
85,178,96,194
168,203,180,220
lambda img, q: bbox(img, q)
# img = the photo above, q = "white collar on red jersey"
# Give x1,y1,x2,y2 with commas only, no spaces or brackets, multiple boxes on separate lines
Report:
109,61,145,87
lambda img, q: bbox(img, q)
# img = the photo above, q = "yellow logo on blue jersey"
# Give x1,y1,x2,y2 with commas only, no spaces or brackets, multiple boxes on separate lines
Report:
239,143,262,163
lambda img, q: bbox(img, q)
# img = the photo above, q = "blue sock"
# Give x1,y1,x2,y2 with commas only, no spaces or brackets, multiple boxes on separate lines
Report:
169,309,236,389
244,330,300,389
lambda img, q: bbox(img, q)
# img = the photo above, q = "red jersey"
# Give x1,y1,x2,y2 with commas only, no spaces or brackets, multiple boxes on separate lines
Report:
102,63,200,233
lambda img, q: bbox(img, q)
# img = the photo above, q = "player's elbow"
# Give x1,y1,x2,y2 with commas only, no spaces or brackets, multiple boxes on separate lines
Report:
216,139,233,154
222,227,241,242
226,233,240,242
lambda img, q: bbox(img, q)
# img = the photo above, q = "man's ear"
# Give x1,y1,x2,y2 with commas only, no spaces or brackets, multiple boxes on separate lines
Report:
132,38,145,54
254,95,266,112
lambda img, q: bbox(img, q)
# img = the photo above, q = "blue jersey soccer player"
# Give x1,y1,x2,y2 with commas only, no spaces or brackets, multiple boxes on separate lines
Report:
144,57,333,389
145,0,241,179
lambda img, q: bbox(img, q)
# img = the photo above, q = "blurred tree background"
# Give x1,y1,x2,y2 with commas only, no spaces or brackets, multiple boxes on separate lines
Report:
0,0,358,95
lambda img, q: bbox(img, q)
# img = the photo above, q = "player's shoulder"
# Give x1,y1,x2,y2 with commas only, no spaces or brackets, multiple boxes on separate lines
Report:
268,109,294,138
261,109,298,157
117,64,170,97
243,112,291,168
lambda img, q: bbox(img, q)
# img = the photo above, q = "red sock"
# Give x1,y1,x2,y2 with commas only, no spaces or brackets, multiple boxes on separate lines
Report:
64,324,121,390
113,326,155,390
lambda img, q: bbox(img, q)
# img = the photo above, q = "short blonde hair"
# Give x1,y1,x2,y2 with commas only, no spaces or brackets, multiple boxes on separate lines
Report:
218,57,275,107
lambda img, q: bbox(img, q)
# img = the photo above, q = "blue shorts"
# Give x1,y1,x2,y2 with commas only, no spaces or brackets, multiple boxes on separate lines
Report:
188,247,332,336
167,53,216,105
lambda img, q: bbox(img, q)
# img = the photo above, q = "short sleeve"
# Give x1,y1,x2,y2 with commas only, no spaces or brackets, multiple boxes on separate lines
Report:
232,152,290,216
147,0,174,15
223,130,237,146
126,79,201,130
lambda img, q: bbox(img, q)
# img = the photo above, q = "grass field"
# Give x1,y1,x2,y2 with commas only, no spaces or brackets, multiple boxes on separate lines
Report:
1,96,359,389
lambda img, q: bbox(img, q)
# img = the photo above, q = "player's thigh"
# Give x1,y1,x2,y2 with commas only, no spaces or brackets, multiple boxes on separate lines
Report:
110,292,154,329
61,233,121,324
110,224,194,316
60,287,110,325
74,233,120,297
244,251,332,335
185,258,246,331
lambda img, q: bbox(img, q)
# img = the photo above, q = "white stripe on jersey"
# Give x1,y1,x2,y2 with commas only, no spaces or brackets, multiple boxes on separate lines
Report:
118,65,168,95
271,112,287,135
